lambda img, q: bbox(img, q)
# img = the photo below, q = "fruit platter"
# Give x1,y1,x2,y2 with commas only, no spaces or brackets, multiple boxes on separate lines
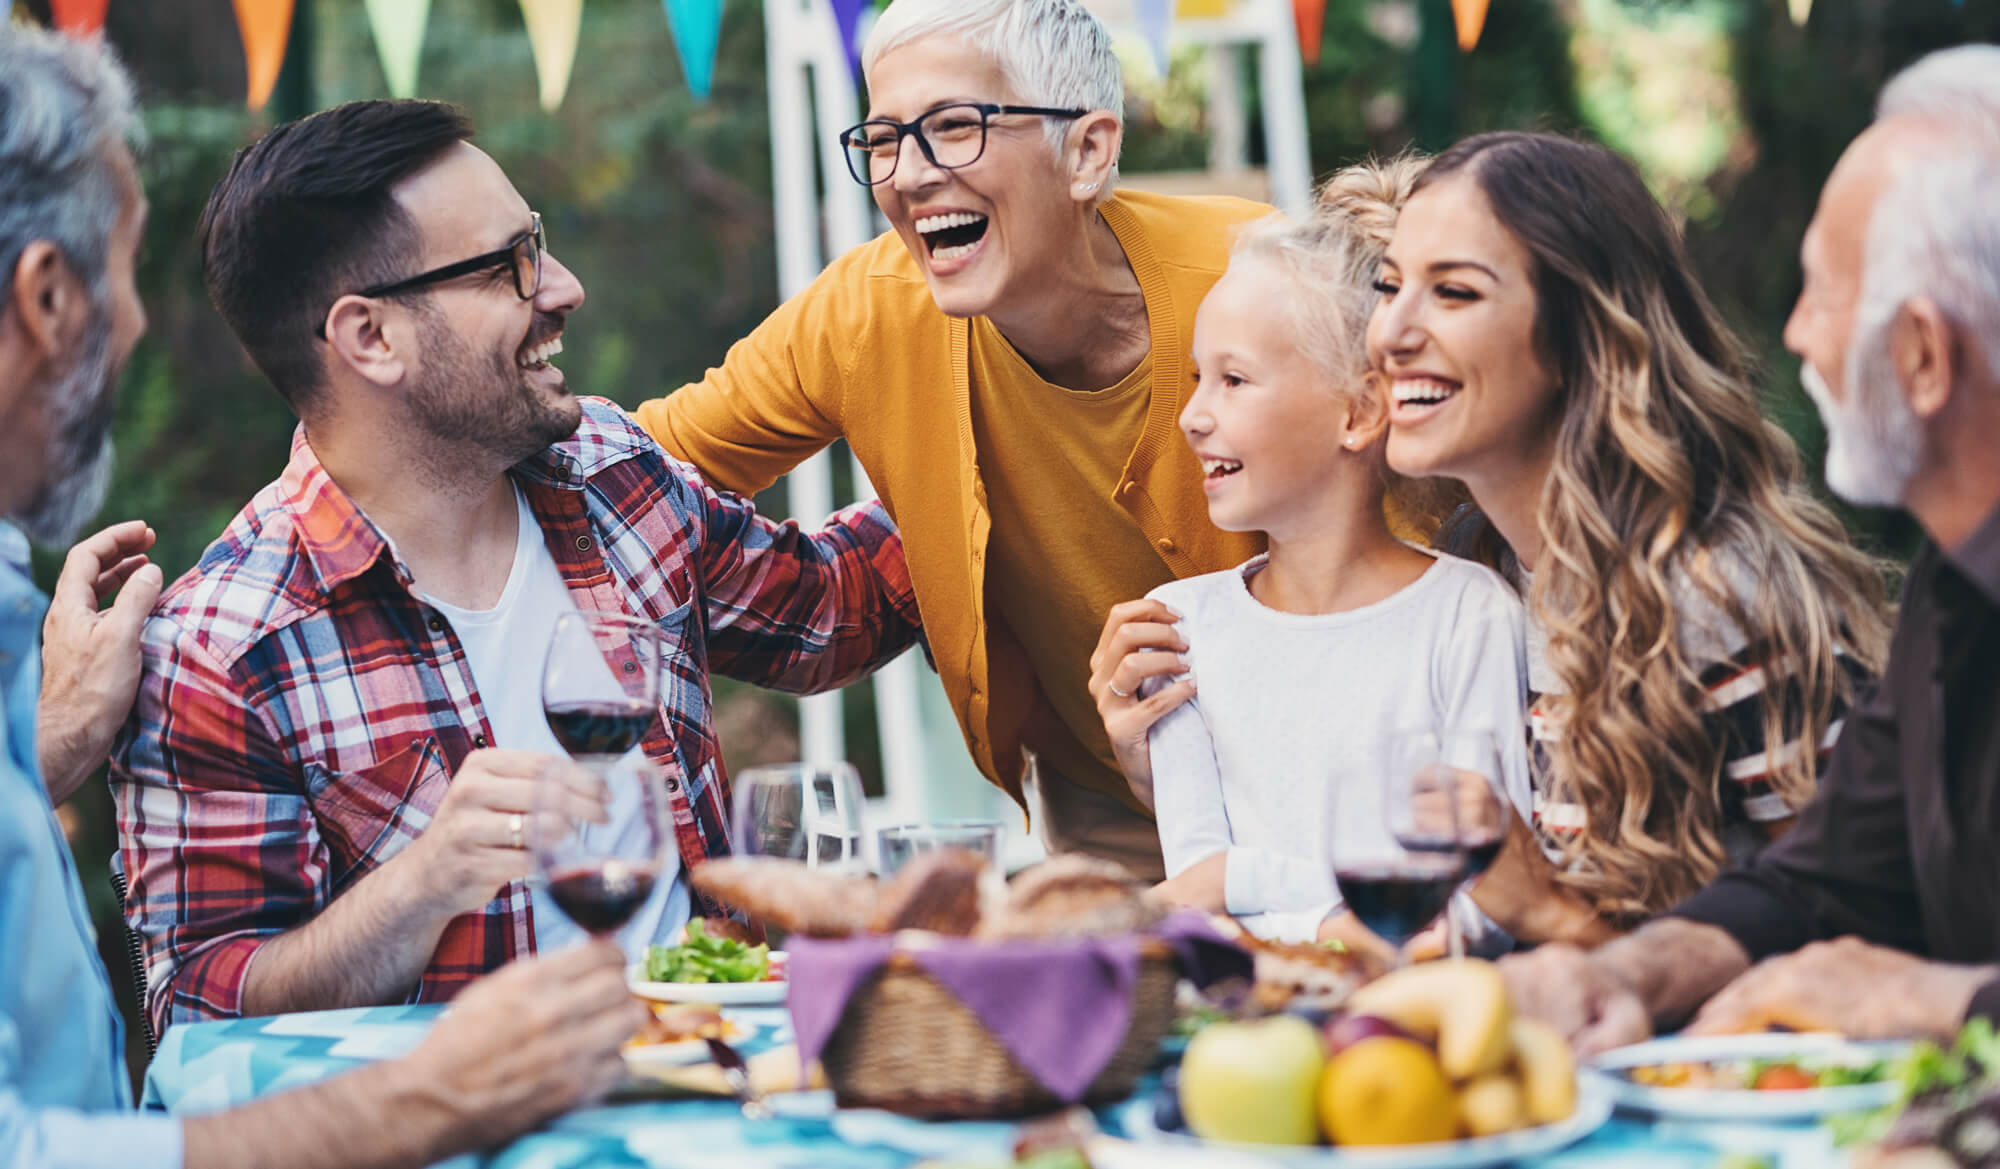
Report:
1121,959,1612,1167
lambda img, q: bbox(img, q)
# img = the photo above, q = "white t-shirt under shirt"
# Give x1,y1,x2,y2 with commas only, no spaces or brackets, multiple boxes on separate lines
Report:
1144,549,1533,942
423,484,689,955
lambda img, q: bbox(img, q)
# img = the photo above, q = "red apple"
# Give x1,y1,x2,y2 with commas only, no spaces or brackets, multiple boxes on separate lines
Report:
1322,1012,1414,1057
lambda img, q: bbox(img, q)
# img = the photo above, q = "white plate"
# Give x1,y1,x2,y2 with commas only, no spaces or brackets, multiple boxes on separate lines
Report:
620,1019,757,1074
1585,1032,1906,1120
627,952,789,1005
1114,1075,1612,1168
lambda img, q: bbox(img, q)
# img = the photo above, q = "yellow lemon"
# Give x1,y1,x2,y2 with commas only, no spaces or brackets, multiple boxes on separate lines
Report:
1317,1036,1459,1146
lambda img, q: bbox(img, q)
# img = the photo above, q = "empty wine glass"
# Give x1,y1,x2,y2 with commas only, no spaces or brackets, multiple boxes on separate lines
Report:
1388,728,1508,958
529,754,669,942
731,762,868,872
540,612,665,776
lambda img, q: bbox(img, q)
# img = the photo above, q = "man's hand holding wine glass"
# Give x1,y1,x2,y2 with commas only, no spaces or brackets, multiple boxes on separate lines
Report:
399,750,612,922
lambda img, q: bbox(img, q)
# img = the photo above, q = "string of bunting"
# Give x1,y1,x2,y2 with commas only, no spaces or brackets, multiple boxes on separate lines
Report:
26,0,1513,114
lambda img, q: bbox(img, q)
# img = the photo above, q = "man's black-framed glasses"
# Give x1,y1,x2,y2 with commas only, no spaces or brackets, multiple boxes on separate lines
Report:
319,212,545,337
838,103,1088,186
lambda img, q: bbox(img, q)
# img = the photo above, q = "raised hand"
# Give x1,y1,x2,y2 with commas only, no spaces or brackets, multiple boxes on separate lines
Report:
37,519,162,803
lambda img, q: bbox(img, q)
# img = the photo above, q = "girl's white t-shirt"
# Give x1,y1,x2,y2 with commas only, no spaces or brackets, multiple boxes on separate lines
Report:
1144,549,1533,942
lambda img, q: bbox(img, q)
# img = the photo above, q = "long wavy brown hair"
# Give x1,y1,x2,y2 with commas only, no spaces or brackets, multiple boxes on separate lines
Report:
1419,132,1891,923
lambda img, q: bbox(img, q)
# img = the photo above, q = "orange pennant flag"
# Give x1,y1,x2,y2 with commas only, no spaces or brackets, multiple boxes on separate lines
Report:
1451,0,1489,51
233,0,296,112
1292,0,1326,66
49,0,111,36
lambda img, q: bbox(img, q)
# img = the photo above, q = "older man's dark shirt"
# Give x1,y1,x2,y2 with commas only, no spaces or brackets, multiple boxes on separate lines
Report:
1672,498,2000,1020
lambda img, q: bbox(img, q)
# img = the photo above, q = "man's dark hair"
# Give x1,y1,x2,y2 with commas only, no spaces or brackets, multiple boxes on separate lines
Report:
197,99,474,416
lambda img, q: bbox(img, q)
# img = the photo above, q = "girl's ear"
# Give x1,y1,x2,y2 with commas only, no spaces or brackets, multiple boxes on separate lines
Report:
1341,374,1392,450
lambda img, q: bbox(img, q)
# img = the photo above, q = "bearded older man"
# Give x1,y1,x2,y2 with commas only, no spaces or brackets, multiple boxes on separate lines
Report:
0,25,646,1169
1498,44,2000,1052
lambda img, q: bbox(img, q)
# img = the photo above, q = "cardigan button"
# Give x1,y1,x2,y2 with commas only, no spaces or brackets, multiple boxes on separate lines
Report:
1155,537,1178,555
1119,482,1137,498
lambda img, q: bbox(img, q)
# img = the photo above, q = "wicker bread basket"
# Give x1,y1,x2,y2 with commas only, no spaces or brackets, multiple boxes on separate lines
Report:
818,938,1180,1118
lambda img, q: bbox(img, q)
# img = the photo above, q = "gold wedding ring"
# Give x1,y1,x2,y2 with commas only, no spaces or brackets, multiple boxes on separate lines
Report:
507,812,525,850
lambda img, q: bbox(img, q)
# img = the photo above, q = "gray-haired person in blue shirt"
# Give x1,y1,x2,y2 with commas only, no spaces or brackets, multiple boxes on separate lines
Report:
0,24,648,1169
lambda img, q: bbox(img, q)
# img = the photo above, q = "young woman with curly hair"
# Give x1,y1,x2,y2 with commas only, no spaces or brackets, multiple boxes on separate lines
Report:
1368,131,1892,940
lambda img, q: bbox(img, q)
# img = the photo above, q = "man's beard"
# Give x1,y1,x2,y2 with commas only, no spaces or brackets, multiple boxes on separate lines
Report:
407,306,579,467
17,315,117,547
1799,336,1923,508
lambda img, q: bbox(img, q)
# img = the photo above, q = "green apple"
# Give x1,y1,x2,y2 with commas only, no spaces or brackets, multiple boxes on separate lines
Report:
1178,1015,1326,1145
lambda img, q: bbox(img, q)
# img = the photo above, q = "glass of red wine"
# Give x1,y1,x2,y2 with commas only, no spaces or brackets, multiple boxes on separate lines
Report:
1387,728,1508,958
535,611,669,942
530,753,669,940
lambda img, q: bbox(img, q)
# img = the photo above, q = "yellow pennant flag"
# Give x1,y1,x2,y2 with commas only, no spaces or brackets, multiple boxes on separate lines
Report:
233,0,296,111
365,0,431,98
519,0,584,111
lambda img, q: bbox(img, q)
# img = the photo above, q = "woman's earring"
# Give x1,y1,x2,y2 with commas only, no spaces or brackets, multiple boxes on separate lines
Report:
1080,181,1100,192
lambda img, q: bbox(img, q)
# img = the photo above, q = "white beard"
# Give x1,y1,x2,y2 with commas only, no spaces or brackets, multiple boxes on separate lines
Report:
15,317,117,548
1799,360,1922,508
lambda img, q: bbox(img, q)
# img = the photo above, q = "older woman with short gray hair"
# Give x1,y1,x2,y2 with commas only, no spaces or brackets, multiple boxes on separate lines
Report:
634,0,1276,877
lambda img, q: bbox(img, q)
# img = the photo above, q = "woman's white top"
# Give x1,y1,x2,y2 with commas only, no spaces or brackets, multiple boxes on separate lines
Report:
1145,550,1533,941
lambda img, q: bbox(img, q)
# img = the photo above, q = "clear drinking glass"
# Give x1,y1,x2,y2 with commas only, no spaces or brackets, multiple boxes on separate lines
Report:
875,820,1003,878
529,754,669,939
731,762,869,872
1386,728,1507,958
540,612,666,774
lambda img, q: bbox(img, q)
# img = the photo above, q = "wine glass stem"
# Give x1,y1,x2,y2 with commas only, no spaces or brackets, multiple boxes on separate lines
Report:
1446,890,1467,961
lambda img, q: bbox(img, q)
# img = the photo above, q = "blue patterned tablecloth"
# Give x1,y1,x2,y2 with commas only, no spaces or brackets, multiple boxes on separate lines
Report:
142,1005,1846,1169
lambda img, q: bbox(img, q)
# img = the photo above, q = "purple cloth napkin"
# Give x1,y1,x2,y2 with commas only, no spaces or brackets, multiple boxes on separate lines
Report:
787,912,1249,1104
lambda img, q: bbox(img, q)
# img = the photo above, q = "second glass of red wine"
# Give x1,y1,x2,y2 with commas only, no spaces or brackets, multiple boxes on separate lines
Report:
1388,728,1508,958
531,753,669,940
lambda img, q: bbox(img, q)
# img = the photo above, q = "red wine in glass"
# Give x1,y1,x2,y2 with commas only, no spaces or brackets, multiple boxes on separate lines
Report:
544,699,655,759
545,860,659,935
1336,853,1464,947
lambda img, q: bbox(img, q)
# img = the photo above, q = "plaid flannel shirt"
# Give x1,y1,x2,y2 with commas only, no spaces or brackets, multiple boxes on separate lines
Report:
111,398,920,1034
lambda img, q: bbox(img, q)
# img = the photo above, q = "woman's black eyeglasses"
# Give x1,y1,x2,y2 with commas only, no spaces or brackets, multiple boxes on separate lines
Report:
316,212,544,338
838,103,1088,186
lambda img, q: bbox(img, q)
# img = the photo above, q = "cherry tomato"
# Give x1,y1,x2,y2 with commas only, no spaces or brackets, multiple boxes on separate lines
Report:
1752,1064,1817,1091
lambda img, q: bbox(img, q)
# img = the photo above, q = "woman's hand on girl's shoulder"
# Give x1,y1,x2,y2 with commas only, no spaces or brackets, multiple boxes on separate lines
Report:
1088,598,1195,809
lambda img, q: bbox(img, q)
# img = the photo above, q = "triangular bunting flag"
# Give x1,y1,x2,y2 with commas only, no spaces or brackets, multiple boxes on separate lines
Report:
1133,0,1172,77
1450,0,1488,51
49,0,110,36
1786,0,1812,24
662,0,724,101
519,0,584,111
1292,0,1325,65
829,0,870,80
232,0,296,111
365,0,431,98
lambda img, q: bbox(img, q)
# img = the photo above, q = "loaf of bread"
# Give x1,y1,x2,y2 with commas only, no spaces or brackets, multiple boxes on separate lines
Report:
689,856,879,937
866,848,988,935
976,854,1168,940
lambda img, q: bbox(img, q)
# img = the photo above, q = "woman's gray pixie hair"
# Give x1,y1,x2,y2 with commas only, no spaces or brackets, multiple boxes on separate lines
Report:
862,0,1125,147
0,24,138,312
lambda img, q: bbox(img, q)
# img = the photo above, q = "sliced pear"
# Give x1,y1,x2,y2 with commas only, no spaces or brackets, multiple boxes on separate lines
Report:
1508,1017,1578,1124
1344,958,1513,1080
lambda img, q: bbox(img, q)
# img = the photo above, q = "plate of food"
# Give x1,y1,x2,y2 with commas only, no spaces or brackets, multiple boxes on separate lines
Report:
621,1001,756,1074
1586,1032,1908,1121
1120,960,1612,1169
627,918,788,1005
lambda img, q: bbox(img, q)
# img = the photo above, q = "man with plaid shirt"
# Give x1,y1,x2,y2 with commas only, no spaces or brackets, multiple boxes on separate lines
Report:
110,101,922,1035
